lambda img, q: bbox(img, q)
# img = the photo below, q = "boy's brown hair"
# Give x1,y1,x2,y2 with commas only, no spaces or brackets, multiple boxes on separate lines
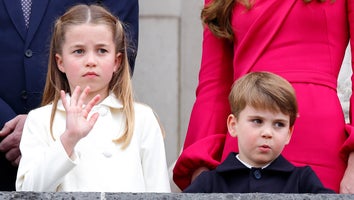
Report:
229,71,298,126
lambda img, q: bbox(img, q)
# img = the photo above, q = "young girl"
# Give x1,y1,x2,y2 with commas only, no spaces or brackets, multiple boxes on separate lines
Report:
16,4,170,192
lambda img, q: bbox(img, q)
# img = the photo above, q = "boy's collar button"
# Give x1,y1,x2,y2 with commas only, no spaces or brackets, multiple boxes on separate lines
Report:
252,168,262,179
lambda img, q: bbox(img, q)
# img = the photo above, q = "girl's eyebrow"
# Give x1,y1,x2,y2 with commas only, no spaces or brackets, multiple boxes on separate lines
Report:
68,43,110,50
95,43,110,47
68,44,84,48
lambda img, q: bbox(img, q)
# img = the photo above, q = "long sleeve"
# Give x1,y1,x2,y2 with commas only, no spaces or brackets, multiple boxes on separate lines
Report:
0,98,16,129
299,167,335,193
341,0,354,157
16,110,76,191
139,106,171,192
173,13,234,190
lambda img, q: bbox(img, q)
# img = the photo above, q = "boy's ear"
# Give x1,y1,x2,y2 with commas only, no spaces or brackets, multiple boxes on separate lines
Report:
285,126,294,145
227,114,238,138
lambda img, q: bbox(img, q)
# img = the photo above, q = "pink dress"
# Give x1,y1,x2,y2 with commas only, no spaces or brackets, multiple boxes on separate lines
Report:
174,0,354,193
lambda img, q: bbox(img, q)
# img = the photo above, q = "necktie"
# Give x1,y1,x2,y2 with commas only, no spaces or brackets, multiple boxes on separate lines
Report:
21,0,32,28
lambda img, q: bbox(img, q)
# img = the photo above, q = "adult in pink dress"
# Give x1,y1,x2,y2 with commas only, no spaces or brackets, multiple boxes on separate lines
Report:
173,0,354,193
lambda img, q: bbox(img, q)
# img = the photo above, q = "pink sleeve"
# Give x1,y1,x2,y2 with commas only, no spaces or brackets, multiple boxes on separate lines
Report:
173,20,234,189
341,0,354,157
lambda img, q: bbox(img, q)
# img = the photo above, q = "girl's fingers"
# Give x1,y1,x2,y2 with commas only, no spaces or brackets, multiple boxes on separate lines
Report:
60,90,68,109
83,94,101,118
88,113,99,127
77,86,90,109
62,86,100,120
70,86,81,106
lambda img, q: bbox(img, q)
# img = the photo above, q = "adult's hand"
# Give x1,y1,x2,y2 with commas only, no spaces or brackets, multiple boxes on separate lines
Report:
191,166,209,183
0,114,27,166
340,152,354,193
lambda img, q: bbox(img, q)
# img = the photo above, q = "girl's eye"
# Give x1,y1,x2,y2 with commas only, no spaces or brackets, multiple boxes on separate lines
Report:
73,49,84,54
98,48,108,54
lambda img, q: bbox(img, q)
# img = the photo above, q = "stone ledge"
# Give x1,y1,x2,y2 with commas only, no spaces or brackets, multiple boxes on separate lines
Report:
0,192,353,200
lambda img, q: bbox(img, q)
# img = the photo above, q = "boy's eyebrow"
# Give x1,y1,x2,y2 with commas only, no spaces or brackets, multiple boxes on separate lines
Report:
246,114,263,119
274,118,289,123
247,114,289,121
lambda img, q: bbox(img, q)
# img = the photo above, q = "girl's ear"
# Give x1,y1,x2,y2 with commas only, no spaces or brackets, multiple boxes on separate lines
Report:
56,54,65,73
114,53,122,72
227,114,238,138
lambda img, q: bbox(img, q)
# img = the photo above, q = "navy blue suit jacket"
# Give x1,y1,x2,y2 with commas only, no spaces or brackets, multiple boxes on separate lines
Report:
0,0,138,190
184,153,335,193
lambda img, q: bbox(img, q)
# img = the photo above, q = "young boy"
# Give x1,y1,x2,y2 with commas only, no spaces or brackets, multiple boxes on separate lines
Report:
183,72,334,193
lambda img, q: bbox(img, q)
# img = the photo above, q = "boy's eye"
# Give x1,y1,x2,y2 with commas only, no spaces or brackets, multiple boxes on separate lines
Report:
251,119,262,124
274,122,285,128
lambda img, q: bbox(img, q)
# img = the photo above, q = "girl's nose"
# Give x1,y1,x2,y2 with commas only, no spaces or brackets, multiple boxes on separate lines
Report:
85,52,97,67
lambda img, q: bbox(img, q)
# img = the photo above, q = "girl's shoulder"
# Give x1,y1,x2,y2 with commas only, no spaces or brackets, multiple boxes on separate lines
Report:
133,102,154,112
28,104,54,116
133,102,159,121
25,104,55,127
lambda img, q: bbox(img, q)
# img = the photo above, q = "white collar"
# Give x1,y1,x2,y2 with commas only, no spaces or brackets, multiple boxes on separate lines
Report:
57,92,124,111
235,154,271,169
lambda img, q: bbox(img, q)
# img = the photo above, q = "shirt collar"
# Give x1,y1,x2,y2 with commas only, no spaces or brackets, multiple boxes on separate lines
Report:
57,92,123,111
235,154,271,169
217,152,295,173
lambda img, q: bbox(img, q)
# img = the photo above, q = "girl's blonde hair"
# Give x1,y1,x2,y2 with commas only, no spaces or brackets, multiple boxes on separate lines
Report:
201,0,328,42
42,4,135,149
229,72,298,126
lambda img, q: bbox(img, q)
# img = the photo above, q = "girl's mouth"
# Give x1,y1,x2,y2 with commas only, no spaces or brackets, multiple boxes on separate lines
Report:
83,72,98,77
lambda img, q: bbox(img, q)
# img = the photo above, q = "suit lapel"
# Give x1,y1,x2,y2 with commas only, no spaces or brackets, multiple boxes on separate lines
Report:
233,0,297,78
4,0,27,40
25,0,49,46
3,0,50,44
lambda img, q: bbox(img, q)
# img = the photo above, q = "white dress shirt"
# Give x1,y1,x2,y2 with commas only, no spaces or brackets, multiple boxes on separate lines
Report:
16,93,171,192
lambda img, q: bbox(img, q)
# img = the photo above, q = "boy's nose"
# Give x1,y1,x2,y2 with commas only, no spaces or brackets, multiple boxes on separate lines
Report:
261,127,272,138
